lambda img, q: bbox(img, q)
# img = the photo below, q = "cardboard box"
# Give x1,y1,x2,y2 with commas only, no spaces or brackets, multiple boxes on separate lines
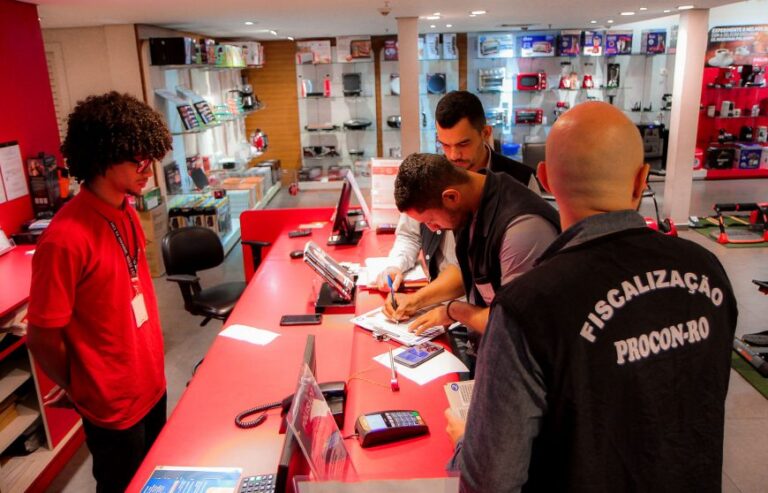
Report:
137,205,169,277
736,143,763,169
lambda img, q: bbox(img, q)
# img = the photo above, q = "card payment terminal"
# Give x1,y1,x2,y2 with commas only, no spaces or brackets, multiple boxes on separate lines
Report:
355,410,428,447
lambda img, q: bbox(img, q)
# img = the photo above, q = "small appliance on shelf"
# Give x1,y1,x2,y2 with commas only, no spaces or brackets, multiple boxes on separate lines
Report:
514,109,544,125
478,68,505,93
517,72,547,91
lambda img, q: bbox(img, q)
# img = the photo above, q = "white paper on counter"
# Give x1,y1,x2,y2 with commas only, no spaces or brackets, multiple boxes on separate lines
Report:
373,347,469,385
219,324,280,345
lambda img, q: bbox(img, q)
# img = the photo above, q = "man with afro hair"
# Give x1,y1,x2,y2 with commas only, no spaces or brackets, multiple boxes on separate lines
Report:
27,92,172,492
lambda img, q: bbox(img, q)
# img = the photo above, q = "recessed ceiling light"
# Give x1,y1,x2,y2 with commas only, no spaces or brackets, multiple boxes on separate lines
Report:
446,24,453,28
678,4,694,9
244,21,254,25
287,36,295,41
607,19,615,23
269,30,278,36
433,12,441,16
426,15,440,20
663,9,672,12
590,20,597,23
470,10,487,15
639,7,648,10
621,11,636,15
430,24,436,28
469,14,477,17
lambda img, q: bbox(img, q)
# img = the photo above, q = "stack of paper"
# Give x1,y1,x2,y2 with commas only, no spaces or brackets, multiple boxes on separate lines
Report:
355,257,428,289
444,380,474,420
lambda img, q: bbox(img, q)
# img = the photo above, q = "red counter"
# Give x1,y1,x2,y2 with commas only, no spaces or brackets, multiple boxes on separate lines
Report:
128,209,458,490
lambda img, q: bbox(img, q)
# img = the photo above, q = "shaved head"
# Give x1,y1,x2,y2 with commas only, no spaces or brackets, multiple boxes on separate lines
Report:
541,102,648,227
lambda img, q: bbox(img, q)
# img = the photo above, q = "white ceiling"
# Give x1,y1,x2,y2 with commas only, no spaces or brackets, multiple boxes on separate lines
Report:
31,0,738,39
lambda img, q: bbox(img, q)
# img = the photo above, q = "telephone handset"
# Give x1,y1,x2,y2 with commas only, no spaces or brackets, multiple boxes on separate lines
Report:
235,381,347,429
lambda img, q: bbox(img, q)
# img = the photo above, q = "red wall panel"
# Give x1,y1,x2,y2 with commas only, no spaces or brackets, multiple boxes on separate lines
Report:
0,0,62,234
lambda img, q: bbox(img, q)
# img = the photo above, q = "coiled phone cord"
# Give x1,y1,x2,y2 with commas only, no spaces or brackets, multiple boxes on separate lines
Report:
235,401,282,429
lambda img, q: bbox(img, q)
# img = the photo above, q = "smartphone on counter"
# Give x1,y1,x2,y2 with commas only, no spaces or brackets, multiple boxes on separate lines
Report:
279,314,322,326
394,341,444,368
288,229,312,238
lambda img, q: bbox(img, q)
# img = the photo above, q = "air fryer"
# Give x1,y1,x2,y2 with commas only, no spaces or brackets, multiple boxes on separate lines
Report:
343,73,362,97
427,73,446,94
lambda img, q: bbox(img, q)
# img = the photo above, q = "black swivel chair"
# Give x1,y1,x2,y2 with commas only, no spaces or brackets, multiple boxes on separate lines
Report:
162,226,246,327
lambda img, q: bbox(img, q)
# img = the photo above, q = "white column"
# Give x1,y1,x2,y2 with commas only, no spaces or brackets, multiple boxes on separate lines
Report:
397,17,419,157
662,9,709,225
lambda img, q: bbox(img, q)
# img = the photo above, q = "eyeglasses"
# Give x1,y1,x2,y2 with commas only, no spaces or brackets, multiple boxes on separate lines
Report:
128,157,154,174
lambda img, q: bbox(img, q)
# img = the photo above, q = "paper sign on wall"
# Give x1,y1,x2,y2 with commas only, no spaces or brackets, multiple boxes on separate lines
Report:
0,142,29,202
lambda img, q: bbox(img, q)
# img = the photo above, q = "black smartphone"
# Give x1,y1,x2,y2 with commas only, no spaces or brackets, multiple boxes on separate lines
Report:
288,229,312,238
280,314,322,326
394,341,445,368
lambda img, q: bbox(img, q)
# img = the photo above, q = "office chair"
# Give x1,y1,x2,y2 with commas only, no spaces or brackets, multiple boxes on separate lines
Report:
162,226,247,327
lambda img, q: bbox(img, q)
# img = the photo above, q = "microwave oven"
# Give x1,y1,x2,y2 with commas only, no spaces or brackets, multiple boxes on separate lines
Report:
517,72,547,91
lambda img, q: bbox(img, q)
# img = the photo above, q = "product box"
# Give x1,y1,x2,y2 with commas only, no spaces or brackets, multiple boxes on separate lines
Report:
519,35,555,57
643,30,667,55
137,205,169,277
558,31,581,56
135,186,162,211
27,154,60,219
149,37,194,66
705,146,736,169
736,143,763,169
605,31,633,56
761,146,768,169
582,31,604,56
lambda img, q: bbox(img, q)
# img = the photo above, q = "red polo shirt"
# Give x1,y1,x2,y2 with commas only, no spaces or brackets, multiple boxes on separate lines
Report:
28,187,166,430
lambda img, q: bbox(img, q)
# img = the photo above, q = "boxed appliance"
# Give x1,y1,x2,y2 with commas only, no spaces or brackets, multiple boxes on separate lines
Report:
515,108,544,125
137,205,169,277
705,146,736,169
736,143,763,169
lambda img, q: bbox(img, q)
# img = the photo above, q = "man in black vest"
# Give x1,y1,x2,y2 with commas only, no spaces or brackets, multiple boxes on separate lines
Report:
447,102,738,492
375,91,538,294
388,153,559,334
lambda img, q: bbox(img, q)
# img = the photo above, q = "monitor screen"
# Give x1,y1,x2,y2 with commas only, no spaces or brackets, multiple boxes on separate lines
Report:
327,170,370,246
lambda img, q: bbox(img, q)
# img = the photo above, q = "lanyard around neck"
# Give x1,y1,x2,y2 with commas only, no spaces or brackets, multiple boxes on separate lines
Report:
105,214,139,279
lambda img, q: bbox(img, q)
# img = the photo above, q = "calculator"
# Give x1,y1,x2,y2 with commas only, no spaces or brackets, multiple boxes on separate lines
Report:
238,473,276,493
355,410,428,447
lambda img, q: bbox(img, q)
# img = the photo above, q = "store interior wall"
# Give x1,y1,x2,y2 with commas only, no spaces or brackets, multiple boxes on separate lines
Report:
42,24,144,118
0,0,62,235
244,41,302,179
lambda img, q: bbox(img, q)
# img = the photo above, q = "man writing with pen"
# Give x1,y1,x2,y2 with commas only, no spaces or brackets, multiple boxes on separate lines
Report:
382,154,559,368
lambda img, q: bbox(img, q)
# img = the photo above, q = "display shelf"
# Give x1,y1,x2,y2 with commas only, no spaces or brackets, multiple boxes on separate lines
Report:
0,404,39,454
255,182,281,210
222,222,241,256
0,368,31,404
298,179,345,191
155,64,256,71
703,115,767,120
301,95,373,101
170,108,264,135
703,168,768,180
0,423,82,493
0,337,25,364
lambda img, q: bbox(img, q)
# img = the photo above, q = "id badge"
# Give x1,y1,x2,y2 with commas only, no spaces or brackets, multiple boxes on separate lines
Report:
132,293,149,327
130,277,149,327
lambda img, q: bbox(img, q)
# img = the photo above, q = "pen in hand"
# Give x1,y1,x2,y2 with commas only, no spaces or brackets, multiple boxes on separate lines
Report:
386,274,399,311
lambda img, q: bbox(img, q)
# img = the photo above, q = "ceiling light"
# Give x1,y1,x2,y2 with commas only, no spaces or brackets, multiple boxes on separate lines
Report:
621,11,635,15
469,14,477,17
470,10,487,15
678,4,694,9
433,12,441,16
590,20,597,23
430,24,436,28
426,15,440,20
607,19,615,23
446,24,453,28
269,30,278,36
244,21,254,25
287,36,295,41
663,9,672,12
639,6,648,10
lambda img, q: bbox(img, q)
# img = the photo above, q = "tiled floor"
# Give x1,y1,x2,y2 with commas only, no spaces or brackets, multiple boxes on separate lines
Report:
47,178,768,492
